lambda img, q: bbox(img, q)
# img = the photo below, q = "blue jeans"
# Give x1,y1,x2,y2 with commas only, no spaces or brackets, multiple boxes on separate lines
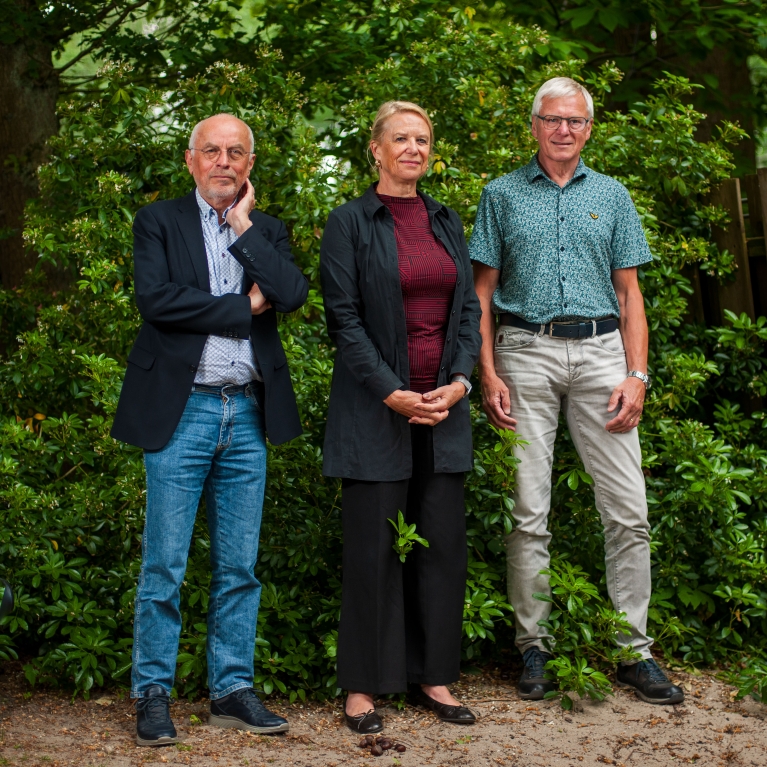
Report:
131,382,267,700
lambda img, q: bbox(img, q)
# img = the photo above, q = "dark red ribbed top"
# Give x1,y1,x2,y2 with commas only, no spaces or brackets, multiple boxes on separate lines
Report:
378,193,457,394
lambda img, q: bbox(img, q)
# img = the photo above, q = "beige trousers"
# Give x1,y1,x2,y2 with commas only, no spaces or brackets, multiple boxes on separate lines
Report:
494,325,653,659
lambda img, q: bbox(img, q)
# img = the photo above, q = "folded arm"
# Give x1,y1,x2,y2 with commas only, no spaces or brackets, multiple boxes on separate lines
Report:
224,178,308,313
132,206,252,338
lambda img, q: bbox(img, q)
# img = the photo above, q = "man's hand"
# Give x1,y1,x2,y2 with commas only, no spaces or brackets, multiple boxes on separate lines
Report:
384,390,449,426
481,372,517,431
248,282,271,315
227,178,255,237
606,376,646,433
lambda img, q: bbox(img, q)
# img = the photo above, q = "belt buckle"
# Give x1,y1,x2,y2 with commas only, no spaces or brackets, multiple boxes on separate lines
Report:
591,320,597,338
549,321,566,339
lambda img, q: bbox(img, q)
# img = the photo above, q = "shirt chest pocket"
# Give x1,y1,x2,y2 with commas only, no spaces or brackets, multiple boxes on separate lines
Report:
573,210,612,251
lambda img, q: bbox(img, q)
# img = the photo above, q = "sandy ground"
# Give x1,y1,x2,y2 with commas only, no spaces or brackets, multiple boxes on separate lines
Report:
1,662,765,767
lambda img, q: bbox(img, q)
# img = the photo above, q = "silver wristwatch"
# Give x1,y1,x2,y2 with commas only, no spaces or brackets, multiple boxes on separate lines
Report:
452,374,472,397
627,370,652,390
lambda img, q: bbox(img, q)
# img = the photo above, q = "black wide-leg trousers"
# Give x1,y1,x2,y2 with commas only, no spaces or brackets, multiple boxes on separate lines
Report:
337,424,467,694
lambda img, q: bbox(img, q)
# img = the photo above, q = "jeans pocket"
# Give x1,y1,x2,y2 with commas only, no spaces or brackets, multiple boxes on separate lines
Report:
245,383,265,414
596,329,626,355
495,329,538,351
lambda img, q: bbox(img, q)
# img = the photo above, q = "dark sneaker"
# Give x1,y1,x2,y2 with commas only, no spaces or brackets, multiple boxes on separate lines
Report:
135,685,178,746
617,658,685,705
209,688,289,734
518,647,555,700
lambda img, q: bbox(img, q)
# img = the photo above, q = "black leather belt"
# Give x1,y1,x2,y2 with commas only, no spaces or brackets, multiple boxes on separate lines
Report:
191,381,263,396
499,313,619,339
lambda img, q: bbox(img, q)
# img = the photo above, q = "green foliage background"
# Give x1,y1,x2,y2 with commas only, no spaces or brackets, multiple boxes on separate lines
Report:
1,9,766,704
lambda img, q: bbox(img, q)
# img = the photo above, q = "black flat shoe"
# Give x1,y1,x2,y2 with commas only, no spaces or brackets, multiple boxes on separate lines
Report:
344,708,384,733
413,687,476,724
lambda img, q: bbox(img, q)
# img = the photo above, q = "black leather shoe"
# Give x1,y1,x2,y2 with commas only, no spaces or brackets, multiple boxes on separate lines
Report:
209,688,289,733
413,687,476,724
344,707,384,733
518,647,555,700
616,658,685,705
135,685,178,746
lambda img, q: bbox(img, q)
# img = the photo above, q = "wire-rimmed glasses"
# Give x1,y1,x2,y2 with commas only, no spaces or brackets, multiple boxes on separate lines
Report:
190,146,254,163
535,115,591,132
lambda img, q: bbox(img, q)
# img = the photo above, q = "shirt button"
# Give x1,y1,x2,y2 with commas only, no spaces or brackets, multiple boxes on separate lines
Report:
564,303,568,308
242,248,250,255
452,310,455,315
224,279,228,285
560,246,565,251
447,336,451,342
560,217,564,222
189,365,196,372
562,276,566,282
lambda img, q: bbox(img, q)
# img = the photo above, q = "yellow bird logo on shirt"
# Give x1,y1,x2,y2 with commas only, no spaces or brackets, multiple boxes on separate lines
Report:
589,212,599,219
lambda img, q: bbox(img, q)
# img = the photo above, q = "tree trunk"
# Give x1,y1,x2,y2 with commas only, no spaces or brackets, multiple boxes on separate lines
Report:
0,40,58,289
687,47,756,176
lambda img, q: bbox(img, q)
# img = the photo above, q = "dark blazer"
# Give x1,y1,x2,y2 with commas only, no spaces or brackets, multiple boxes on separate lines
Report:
320,184,482,481
111,190,308,450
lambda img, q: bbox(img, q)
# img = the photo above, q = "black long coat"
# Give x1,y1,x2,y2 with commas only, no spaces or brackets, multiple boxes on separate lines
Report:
320,184,482,481
111,190,308,450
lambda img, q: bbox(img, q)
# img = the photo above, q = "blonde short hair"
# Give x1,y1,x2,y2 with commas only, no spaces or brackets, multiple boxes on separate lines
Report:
370,101,434,146
531,77,594,123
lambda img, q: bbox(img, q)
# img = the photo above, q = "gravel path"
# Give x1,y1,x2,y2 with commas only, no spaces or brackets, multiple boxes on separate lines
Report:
1,662,765,766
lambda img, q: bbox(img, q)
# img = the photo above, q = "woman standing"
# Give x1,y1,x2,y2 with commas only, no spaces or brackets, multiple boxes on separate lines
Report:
320,101,481,732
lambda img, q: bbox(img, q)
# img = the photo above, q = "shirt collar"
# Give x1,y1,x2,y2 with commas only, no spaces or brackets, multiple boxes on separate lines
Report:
195,188,237,229
524,153,589,186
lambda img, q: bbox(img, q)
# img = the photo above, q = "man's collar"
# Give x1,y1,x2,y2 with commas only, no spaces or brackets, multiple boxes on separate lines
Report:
195,188,237,226
524,154,588,185
361,182,449,219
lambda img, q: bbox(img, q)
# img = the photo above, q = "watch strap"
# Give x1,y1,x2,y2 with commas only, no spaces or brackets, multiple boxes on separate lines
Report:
627,370,651,389
452,374,472,397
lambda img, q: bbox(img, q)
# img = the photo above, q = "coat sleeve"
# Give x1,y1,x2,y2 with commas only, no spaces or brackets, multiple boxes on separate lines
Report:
320,210,403,400
450,211,482,379
132,206,252,338
228,218,309,313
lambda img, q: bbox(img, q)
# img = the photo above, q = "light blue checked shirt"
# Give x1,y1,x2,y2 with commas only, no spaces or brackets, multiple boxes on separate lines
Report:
194,189,261,385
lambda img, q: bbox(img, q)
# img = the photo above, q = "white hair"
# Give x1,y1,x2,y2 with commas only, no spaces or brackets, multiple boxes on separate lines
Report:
188,114,254,151
531,77,594,123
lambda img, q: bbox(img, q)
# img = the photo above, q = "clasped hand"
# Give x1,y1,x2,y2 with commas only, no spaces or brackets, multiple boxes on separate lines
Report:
384,382,466,425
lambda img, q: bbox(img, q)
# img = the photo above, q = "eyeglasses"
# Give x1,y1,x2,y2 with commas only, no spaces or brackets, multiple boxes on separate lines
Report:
535,115,591,132
190,147,254,163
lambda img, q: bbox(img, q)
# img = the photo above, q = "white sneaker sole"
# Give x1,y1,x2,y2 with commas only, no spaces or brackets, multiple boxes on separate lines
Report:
208,713,289,734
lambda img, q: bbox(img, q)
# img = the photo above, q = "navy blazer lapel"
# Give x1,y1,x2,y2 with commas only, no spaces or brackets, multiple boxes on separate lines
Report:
176,190,210,292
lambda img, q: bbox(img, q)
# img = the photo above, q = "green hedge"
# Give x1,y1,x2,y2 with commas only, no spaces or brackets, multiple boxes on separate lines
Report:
1,11,766,704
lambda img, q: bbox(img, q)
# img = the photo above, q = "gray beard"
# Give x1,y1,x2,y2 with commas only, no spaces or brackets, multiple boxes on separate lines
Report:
200,183,236,203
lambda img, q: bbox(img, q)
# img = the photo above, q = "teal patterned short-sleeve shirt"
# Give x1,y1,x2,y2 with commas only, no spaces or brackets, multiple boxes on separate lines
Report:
469,155,652,323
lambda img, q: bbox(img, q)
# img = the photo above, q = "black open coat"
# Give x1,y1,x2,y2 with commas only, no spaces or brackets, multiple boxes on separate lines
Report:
320,184,482,481
111,190,308,450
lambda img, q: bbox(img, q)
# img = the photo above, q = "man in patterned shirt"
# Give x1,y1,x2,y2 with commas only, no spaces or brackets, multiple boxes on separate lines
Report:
470,78,683,706
112,114,308,744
